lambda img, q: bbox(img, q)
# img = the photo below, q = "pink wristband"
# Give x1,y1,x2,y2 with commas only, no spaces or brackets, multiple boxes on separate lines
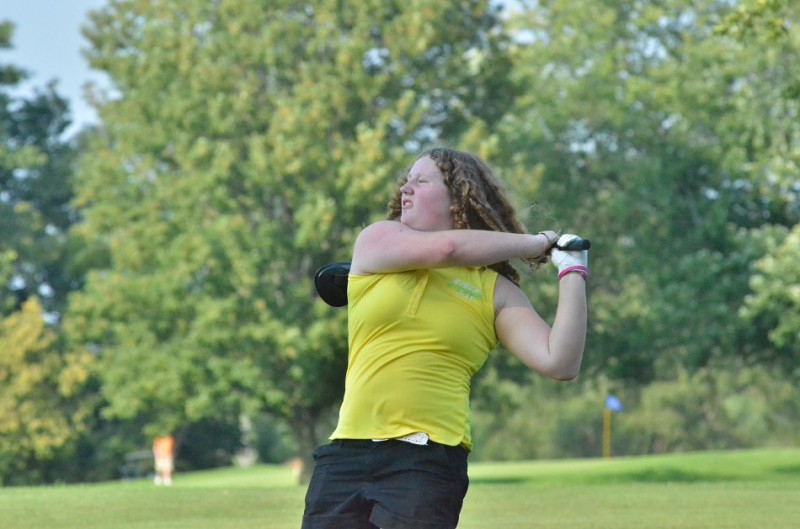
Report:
558,265,588,281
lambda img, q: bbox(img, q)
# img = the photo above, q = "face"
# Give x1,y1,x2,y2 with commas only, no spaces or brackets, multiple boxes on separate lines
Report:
399,156,453,231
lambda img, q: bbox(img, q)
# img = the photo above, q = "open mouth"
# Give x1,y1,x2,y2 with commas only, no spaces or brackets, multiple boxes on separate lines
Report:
401,199,413,209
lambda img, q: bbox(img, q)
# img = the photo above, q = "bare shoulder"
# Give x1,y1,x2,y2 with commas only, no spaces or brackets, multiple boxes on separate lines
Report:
355,220,404,242
493,273,533,316
351,220,407,275
353,220,406,258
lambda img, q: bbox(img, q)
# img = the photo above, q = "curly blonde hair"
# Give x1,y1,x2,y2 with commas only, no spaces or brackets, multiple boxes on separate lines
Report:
387,147,530,285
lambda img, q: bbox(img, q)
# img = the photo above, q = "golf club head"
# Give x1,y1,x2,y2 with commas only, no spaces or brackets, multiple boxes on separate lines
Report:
314,262,351,307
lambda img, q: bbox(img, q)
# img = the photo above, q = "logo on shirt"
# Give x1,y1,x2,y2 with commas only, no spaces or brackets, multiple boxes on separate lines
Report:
449,279,483,301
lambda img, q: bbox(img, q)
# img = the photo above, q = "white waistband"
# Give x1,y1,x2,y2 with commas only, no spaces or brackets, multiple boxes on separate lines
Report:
371,432,429,446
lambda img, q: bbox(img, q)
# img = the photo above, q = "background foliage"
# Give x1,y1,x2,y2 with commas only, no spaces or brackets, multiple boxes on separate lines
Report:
0,0,797,485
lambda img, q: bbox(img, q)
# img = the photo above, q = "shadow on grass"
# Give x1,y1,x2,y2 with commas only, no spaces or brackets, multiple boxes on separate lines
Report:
469,451,800,486
772,464,800,477
470,476,531,485
619,467,736,483
471,467,736,486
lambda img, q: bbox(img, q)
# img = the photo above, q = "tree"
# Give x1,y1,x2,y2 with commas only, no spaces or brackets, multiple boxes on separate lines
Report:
491,0,791,382
740,225,800,370
66,0,519,478
724,0,800,370
0,21,96,485
0,21,79,320
0,297,92,485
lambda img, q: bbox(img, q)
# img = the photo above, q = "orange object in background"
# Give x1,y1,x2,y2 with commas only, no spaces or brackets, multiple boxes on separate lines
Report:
153,435,174,486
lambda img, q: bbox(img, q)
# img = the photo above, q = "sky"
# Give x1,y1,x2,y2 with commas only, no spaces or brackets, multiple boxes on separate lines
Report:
2,0,110,138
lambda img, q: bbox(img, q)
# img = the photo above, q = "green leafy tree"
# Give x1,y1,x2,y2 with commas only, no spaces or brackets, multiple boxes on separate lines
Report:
66,0,519,477
1,21,78,319
0,21,95,485
741,225,800,368
492,0,792,382
0,297,92,485
718,0,800,368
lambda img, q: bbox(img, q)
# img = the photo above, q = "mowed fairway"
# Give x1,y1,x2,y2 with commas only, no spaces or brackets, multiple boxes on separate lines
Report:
3,449,799,529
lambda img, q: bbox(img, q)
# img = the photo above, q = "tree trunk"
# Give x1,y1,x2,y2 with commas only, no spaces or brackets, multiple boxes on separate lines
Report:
289,409,326,485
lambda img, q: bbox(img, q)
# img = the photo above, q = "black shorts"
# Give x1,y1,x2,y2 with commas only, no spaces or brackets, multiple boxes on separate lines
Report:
301,439,469,529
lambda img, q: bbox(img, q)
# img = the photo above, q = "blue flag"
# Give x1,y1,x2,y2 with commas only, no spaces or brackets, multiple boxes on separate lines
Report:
605,395,623,412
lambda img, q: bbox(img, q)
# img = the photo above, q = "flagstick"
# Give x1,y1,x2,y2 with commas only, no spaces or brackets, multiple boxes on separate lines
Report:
603,407,612,459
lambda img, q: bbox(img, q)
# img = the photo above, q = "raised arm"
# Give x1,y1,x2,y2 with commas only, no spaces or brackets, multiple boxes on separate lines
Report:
494,236,589,380
494,275,587,380
350,220,554,275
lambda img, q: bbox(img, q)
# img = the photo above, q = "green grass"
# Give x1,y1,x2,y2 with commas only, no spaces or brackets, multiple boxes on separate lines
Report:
2,449,799,529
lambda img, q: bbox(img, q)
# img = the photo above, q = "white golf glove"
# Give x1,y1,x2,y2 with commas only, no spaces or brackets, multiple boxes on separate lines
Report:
550,234,589,280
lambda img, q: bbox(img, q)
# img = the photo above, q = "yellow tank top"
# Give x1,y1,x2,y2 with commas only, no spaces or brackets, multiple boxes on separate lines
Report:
330,267,499,450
